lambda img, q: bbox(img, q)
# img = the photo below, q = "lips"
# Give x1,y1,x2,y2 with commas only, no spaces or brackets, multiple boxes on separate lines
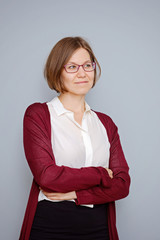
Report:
75,81,88,84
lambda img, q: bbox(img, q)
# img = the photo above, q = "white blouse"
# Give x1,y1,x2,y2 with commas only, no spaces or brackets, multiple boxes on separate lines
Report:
38,96,110,207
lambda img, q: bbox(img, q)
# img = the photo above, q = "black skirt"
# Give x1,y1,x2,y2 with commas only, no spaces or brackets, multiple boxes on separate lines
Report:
29,200,110,240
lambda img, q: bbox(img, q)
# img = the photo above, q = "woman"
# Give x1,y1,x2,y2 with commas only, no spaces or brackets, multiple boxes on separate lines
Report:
19,37,130,240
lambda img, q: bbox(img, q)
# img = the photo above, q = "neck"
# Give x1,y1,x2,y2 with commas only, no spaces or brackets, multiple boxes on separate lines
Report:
58,93,86,114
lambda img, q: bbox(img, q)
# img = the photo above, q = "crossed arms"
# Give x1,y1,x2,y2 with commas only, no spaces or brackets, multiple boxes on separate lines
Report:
23,104,130,205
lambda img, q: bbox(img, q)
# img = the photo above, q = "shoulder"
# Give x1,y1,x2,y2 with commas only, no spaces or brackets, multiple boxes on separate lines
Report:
92,110,117,128
23,102,51,133
24,102,50,126
23,102,51,137
24,102,48,117
92,110,118,142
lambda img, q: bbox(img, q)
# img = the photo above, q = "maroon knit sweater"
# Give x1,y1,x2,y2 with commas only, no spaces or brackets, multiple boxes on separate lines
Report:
19,102,130,240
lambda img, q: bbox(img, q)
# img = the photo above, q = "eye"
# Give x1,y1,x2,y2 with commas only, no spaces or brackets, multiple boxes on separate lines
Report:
84,63,92,68
68,64,77,69
65,64,78,73
83,62,94,70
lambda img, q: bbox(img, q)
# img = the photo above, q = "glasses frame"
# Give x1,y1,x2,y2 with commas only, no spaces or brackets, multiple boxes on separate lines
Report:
64,62,96,73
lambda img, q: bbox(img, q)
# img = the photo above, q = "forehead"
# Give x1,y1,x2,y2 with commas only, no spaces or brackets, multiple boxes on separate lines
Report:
68,48,91,63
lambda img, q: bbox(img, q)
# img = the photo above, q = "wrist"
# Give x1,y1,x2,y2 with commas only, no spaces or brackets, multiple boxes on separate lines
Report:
73,191,77,199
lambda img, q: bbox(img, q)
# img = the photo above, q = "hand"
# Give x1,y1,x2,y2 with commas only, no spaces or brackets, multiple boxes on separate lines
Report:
40,188,77,201
105,168,113,179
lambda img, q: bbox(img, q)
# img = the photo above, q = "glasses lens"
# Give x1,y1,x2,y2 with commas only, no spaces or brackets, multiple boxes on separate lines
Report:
65,64,78,73
83,62,95,72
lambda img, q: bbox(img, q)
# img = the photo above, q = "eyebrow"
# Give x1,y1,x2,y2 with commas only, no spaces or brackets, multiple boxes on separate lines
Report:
67,60,92,65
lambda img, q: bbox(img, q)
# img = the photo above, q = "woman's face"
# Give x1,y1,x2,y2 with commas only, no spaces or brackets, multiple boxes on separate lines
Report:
60,48,95,96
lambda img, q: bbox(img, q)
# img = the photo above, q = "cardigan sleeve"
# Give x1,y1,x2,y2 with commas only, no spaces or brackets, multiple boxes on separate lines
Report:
75,115,131,205
23,103,112,193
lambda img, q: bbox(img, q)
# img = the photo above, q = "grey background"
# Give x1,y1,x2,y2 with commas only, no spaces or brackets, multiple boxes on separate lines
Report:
0,0,160,239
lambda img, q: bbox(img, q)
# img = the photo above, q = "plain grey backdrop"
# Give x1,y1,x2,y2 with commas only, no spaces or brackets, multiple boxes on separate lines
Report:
0,0,160,239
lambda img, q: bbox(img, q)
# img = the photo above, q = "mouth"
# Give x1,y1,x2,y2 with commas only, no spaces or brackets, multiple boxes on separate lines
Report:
75,81,89,84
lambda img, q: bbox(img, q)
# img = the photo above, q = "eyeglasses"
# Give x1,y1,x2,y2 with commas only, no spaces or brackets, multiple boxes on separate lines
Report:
64,62,96,73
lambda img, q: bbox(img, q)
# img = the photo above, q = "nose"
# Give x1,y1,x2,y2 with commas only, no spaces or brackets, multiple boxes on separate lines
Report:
77,65,86,77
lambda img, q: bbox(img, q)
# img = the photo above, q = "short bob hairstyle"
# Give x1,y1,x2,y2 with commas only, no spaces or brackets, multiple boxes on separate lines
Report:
44,36,101,93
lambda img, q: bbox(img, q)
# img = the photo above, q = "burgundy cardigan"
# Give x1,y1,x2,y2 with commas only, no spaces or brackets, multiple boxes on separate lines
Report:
19,102,130,240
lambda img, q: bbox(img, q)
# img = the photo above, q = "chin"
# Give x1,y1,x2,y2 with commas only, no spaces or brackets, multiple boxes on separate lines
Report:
66,86,92,96
74,88,91,96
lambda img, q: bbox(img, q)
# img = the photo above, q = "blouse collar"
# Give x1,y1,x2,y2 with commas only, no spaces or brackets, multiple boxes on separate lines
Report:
51,96,91,117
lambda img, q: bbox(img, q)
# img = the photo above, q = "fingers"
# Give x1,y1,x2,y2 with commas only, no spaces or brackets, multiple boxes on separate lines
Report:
42,191,61,199
39,188,59,199
108,170,113,179
39,189,76,201
105,168,113,179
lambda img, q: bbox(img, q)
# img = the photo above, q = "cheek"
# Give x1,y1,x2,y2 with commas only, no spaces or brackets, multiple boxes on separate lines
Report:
61,74,75,89
88,72,95,81
61,71,71,83
65,76,74,85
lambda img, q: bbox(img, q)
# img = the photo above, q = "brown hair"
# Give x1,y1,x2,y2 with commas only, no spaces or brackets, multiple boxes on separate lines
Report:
44,36,101,93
